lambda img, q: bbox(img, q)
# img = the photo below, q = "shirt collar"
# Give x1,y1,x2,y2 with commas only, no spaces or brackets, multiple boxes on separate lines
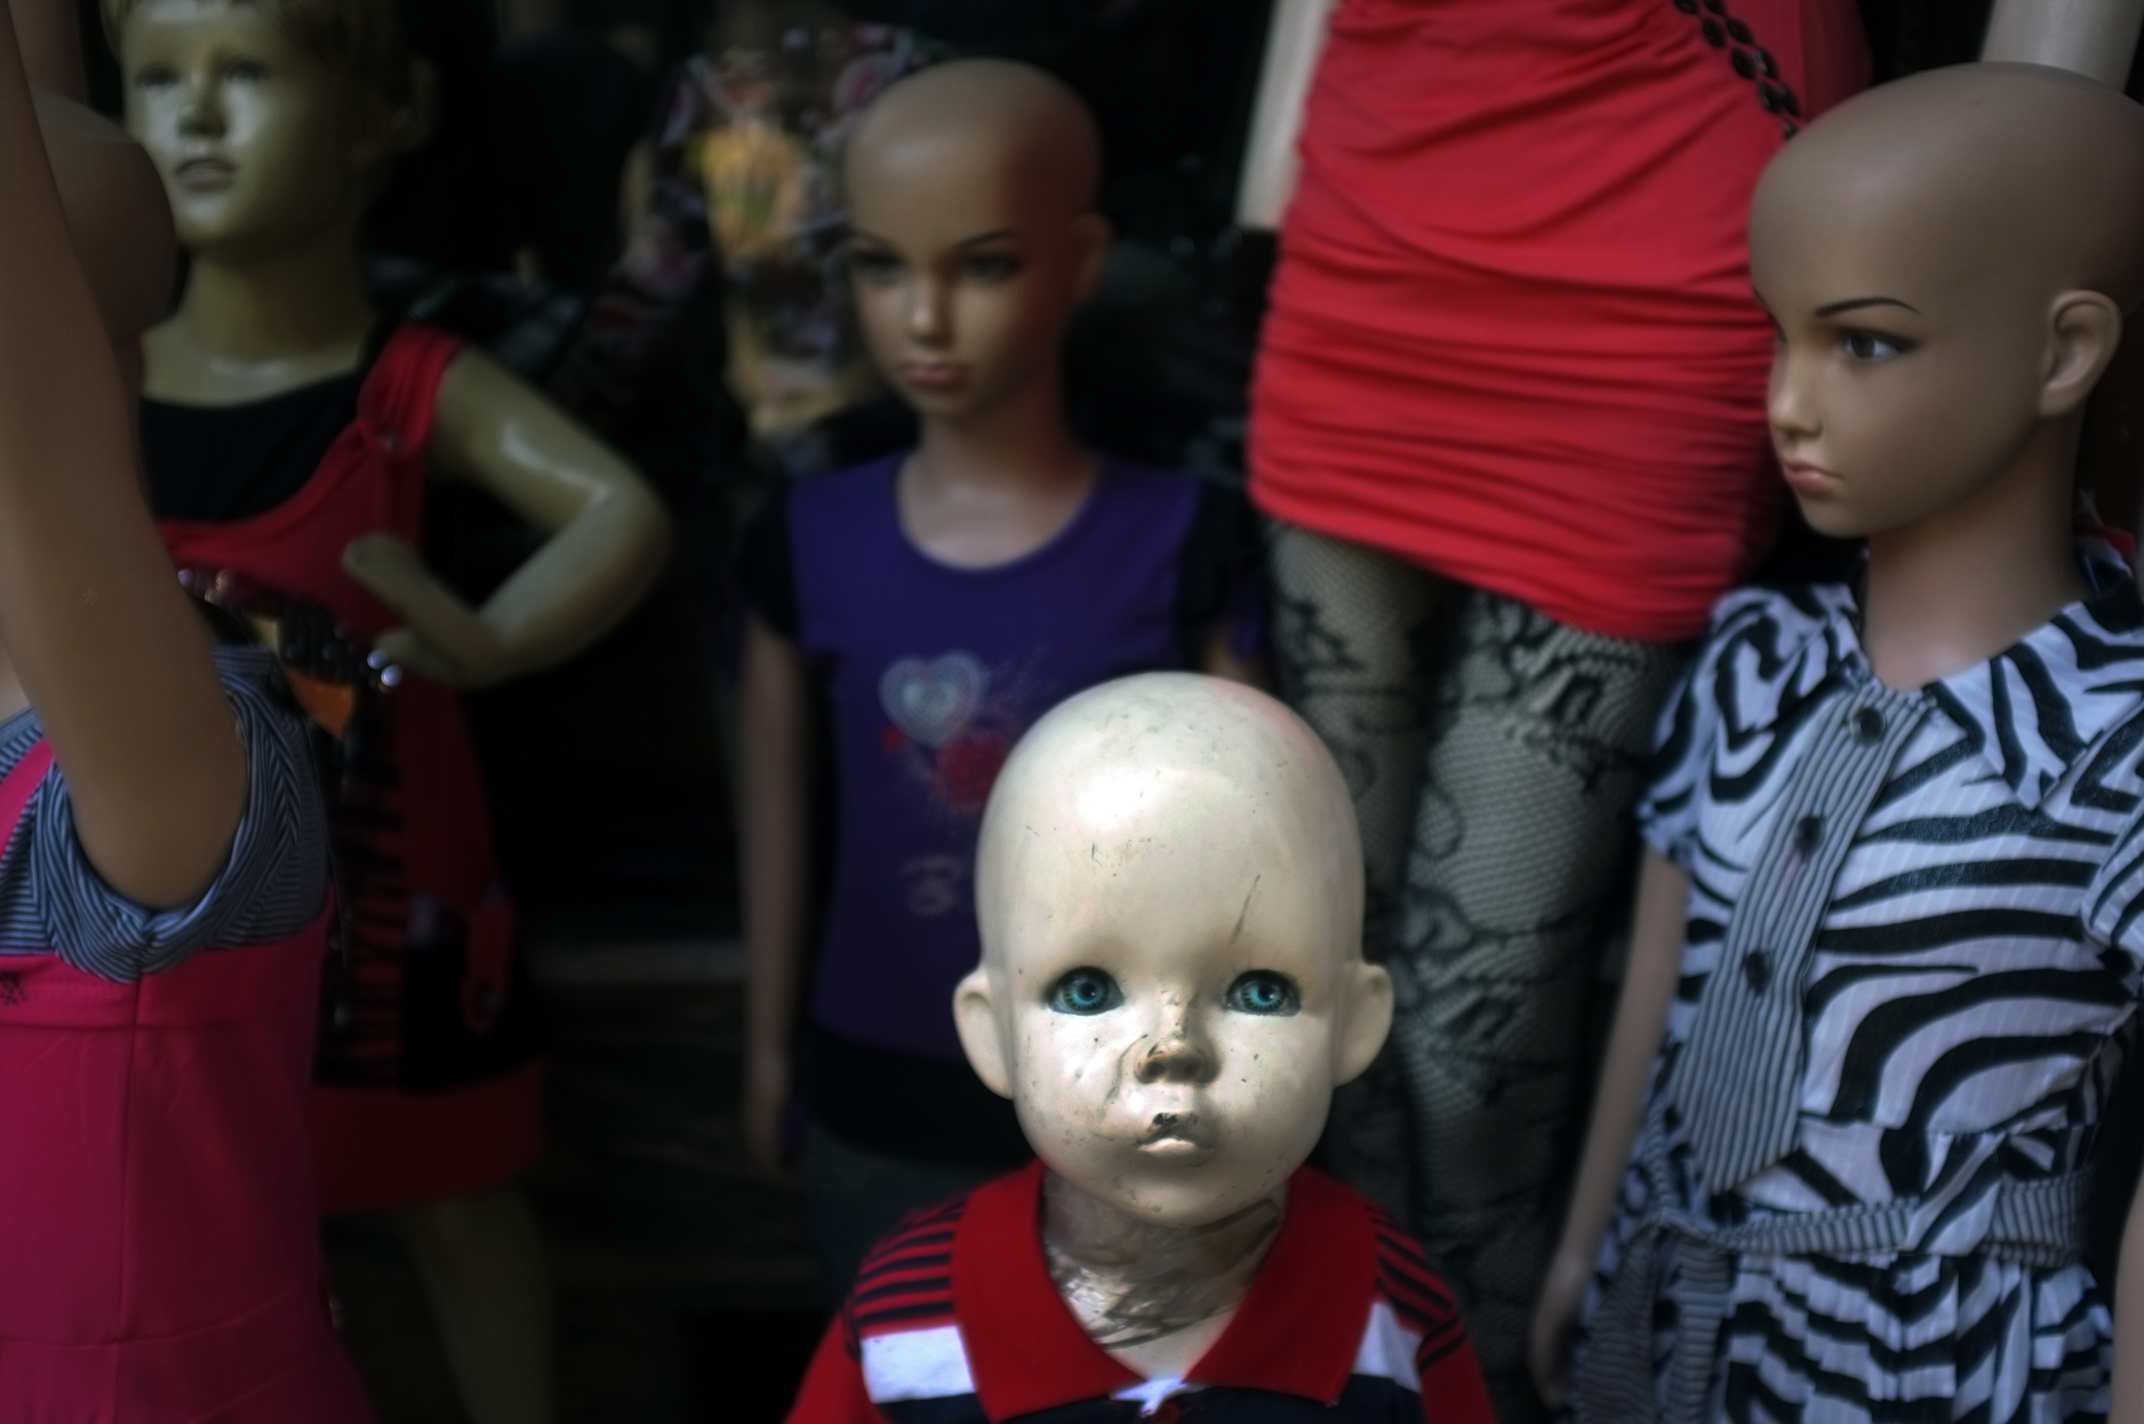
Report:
952,1161,1377,1420
1814,538,2144,810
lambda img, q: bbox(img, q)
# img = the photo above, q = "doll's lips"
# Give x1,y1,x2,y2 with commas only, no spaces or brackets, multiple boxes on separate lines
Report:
1137,1113,1213,1156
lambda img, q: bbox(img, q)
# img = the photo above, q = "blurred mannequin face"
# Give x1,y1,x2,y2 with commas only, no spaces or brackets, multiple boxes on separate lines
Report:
118,1,374,261
959,679,1388,1229
844,128,1099,424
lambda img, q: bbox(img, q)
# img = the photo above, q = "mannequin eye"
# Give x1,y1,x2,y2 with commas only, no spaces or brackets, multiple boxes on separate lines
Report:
848,249,901,284
1840,330,1910,363
133,63,178,89
1047,968,1122,1016
1225,971,1301,1016
961,254,1022,282
221,58,271,83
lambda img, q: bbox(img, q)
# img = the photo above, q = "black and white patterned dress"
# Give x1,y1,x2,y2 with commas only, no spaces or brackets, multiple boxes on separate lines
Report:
1571,541,2144,1423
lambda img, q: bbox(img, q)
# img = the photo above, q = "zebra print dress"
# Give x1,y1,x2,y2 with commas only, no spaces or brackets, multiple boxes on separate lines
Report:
1571,542,2144,1423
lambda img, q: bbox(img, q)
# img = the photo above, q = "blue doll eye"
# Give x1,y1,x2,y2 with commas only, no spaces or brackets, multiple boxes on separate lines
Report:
1225,971,1301,1016
1047,968,1122,1016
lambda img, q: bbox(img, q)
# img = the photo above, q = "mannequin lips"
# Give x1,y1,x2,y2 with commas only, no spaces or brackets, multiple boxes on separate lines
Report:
1779,460,1839,496
174,157,237,193
897,361,968,393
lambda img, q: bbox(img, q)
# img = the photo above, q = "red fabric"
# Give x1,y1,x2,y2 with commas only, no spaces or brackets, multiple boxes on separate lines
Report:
788,1319,891,1424
158,325,539,1211
0,744,370,1422
1249,0,1871,642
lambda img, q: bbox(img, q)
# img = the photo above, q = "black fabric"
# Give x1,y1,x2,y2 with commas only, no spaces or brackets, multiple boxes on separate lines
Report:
1173,475,1263,665
802,1025,1031,1168
141,323,393,524
735,484,800,638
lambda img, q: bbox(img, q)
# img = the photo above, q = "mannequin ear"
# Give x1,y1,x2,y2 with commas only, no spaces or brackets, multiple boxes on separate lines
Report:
954,966,1014,1100
1333,961,1393,1087
2041,290,2124,419
1069,211,1112,305
352,59,438,173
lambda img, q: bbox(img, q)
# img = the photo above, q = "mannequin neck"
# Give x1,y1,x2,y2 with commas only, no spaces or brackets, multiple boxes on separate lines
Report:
1861,420,2089,690
1039,1168,1284,1365
169,223,375,368
911,364,1086,491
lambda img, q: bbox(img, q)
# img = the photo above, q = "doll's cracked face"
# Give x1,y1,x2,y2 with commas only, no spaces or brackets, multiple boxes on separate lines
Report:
120,1,374,260
843,125,1102,424
960,693,1388,1228
1750,151,2057,540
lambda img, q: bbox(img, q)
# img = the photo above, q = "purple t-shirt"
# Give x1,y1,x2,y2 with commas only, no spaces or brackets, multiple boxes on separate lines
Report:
743,454,1260,1069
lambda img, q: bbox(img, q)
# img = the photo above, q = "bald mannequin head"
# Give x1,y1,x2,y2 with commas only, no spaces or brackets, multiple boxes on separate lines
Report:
841,59,1108,422
1751,63,2144,539
955,674,1391,1226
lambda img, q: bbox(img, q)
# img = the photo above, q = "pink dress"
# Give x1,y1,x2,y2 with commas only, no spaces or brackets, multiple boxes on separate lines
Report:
0,716,370,1418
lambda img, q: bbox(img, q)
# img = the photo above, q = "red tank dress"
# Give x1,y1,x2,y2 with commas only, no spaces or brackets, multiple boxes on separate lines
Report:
1249,0,1872,642
0,741,371,1422
156,325,542,1213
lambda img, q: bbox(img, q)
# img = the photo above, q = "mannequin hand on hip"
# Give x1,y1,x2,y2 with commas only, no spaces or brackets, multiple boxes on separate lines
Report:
1529,1246,1591,1410
342,532,512,690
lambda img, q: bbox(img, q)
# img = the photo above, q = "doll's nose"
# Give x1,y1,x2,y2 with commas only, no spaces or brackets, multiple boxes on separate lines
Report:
1133,1008,1217,1086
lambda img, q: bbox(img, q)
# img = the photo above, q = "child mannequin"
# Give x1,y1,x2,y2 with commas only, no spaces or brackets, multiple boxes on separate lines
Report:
789,673,1492,1420
108,3,673,1422
738,58,1263,1301
1532,63,2144,1421
0,0,366,1416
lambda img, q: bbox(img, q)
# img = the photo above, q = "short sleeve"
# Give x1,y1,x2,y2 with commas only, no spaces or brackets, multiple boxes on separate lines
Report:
737,484,801,639
1634,590,1773,868
1416,1325,1497,1423
2085,801,2144,978
1174,477,1268,667
785,1311,888,1423
32,643,332,979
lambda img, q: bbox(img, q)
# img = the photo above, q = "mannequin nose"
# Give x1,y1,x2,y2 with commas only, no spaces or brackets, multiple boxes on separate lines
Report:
906,279,950,345
178,76,226,138
1767,355,1819,441
1133,1002,1217,1086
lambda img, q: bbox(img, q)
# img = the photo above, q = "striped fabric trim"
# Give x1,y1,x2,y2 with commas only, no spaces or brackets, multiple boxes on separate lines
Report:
859,1324,975,1404
845,1196,966,1354
1668,680,1928,1189
5,645,330,982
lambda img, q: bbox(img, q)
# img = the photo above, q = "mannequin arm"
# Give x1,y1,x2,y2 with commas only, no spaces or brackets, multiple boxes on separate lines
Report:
740,614,813,1170
1529,849,1691,1405
1234,0,1337,230
2115,1174,2144,1418
1982,0,2144,86
344,348,673,687
0,12,244,907
8,0,81,99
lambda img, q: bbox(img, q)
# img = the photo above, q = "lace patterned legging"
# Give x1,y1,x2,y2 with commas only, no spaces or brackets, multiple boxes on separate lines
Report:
1267,521,1690,1424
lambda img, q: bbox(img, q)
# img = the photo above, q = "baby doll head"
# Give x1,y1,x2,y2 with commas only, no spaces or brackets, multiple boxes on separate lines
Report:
841,57,1109,425
957,673,1392,1228
1751,62,2144,540
106,0,429,261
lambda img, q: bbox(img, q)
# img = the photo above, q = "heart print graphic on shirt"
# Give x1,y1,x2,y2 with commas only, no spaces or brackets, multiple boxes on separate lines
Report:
879,652,988,749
